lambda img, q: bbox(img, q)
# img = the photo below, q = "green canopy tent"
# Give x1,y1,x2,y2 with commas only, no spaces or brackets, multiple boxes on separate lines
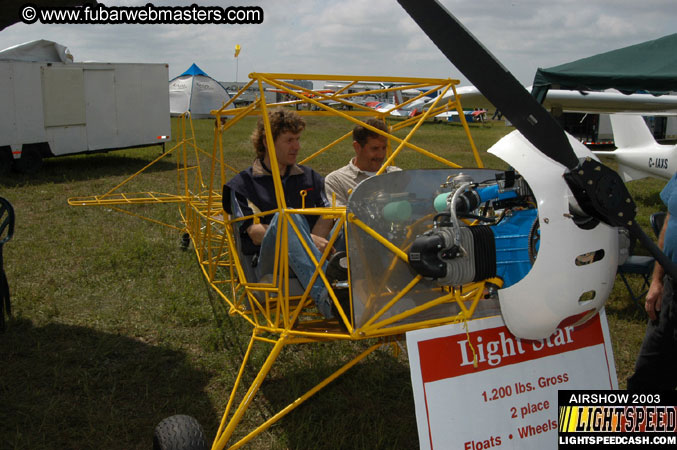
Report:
532,33,677,103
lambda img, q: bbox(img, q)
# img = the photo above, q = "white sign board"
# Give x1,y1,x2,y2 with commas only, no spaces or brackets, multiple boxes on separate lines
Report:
407,310,617,449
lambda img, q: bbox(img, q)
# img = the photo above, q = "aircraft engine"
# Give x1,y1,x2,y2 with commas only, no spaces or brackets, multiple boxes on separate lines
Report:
407,130,626,339
408,173,537,289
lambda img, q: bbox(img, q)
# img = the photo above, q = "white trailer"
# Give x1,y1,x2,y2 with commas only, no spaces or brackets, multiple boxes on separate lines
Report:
0,41,171,174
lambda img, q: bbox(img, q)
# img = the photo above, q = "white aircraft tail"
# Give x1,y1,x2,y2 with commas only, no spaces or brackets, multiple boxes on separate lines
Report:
610,115,656,149
594,114,674,182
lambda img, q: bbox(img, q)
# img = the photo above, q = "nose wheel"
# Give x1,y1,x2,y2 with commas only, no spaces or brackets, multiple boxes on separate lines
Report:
153,415,207,450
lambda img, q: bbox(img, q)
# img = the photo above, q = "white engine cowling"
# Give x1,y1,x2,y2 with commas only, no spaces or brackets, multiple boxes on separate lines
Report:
488,130,619,340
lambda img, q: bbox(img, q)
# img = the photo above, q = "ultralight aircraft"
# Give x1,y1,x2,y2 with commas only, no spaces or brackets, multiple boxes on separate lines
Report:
68,0,677,448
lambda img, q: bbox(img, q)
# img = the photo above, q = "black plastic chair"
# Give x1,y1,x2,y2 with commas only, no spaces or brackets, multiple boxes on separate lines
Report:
616,212,666,317
651,211,666,238
617,255,653,316
0,197,15,332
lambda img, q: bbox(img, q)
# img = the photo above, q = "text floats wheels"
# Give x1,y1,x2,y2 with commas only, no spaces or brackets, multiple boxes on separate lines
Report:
153,415,207,450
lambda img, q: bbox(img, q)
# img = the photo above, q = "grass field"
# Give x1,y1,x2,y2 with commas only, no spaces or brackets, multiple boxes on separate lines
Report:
0,115,664,449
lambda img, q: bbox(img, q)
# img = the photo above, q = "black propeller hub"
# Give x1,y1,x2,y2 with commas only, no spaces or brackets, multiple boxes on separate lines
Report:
563,157,636,228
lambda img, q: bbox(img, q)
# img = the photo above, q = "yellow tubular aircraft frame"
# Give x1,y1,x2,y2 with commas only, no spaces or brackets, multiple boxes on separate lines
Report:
69,73,499,449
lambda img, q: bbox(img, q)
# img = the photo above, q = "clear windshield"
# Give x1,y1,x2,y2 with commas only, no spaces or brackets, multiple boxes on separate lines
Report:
347,168,504,328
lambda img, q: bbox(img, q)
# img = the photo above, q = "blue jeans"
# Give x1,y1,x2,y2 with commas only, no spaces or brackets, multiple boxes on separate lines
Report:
256,213,338,318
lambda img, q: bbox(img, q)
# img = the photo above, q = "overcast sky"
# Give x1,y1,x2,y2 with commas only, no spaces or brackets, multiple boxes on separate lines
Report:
1,0,675,86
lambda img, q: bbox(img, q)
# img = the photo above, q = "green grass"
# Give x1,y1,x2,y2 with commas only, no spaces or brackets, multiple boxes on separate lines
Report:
0,116,659,449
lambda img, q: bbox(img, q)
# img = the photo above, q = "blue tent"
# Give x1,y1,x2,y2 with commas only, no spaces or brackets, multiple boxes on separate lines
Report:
169,63,231,118
180,63,209,77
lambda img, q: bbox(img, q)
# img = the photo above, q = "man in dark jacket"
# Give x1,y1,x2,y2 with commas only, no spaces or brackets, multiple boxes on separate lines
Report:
223,108,337,318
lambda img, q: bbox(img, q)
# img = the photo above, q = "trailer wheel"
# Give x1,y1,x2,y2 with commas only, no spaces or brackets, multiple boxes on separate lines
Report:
14,144,44,174
0,148,12,177
153,415,207,450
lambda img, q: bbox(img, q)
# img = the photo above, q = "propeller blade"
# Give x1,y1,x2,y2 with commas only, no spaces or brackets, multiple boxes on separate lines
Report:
397,0,578,169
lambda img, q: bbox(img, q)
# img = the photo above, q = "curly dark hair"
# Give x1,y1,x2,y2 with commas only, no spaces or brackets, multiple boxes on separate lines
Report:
353,118,388,146
251,108,306,159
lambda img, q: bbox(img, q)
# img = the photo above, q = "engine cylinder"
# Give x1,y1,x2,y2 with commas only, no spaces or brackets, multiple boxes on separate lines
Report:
408,226,496,286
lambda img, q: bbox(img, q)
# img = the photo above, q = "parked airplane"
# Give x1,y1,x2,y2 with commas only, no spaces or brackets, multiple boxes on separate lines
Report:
594,115,675,181
544,90,677,115
364,96,428,117
424,85,677,115
323,79,440,117
265,86,340,109
429,86,677,179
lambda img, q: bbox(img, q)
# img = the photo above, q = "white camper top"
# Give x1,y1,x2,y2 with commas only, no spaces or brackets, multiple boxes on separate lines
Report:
0,39,73,63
